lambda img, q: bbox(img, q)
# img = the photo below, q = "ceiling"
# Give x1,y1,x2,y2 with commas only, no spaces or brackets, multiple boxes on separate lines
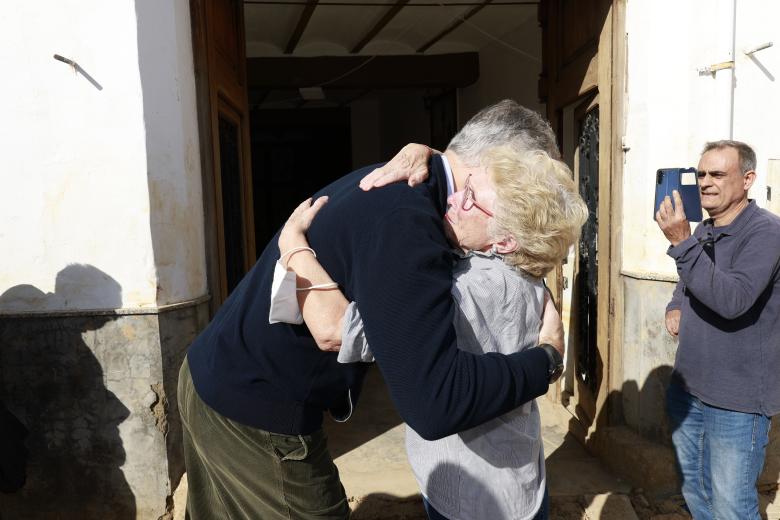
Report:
243,0,539,57
243,0,539,109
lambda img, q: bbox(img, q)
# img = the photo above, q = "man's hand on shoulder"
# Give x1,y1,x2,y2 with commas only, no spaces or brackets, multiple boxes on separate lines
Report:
655,190,692,246
359,143,436,191
665,309,681,337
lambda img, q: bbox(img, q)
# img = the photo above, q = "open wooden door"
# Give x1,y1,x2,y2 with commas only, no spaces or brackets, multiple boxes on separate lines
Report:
538,0,620,430
191,0,256,309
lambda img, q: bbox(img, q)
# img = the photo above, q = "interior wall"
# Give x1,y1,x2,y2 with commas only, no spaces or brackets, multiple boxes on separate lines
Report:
350,99,382,169
350,91,431,168
457,15,545,126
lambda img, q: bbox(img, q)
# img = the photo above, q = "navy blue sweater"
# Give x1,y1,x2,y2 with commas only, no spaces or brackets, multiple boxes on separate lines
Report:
187,157,550,440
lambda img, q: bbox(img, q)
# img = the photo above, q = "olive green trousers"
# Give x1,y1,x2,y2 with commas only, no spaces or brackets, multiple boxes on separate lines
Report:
178,359,350,519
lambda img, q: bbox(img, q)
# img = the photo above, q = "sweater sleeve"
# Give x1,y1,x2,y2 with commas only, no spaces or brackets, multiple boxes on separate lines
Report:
668,224,780,320
666,280,684,313
352,207,550,440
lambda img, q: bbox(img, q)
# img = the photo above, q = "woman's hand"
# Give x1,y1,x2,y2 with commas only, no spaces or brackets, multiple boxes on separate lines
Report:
359,143,437,191
278,196,329,262
539,291,564,358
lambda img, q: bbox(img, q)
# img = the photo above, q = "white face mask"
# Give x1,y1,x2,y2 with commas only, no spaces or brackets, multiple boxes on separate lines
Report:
268,259,303,324
268,247,339,325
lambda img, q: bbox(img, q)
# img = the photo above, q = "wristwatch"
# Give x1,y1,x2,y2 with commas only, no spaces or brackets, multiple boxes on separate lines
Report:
538,343,564,384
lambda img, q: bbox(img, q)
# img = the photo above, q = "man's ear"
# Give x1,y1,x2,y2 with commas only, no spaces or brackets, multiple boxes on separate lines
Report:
493,235,518,254
743,170,757,191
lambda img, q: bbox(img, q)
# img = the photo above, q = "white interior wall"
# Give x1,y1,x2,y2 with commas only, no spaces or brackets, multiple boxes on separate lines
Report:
622,0,780,276
350,91,430,168
458,15,544,126
0,0,206,312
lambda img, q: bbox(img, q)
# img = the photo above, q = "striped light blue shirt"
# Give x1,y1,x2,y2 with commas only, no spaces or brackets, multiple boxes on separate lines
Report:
338,252,547,520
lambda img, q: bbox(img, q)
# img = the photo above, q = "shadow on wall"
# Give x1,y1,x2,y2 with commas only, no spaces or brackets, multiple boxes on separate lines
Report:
0,265,135,519
588,366,683,512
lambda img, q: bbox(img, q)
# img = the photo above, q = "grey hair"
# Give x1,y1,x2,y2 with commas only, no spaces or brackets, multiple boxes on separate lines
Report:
446,99,560,167
702,140,757,173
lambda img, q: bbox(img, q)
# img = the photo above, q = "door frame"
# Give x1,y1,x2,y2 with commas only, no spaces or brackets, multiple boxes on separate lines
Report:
189,0,256,311
539,0,626,435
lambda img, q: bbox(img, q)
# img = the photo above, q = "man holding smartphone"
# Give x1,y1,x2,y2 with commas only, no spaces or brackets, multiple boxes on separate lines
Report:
656,140,780,520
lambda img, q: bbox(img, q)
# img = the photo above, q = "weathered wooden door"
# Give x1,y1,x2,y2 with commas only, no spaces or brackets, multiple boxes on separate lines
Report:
539,0,617,426
191,0,256,308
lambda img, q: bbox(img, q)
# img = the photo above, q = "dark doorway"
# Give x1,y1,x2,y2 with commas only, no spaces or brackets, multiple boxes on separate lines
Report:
250,108,352,250
218,114,247,293
428,89,458,153
576,107,599,394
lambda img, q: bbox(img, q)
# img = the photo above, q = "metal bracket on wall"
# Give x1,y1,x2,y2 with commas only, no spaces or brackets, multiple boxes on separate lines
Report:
697,60,734,76
743,41,773,56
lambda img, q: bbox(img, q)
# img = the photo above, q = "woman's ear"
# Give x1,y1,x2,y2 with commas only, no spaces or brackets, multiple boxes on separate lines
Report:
493,235,518,254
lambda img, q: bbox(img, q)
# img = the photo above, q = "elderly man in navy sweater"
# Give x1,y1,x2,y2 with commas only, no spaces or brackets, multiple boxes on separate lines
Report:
178,100,565,520
657,140,780,520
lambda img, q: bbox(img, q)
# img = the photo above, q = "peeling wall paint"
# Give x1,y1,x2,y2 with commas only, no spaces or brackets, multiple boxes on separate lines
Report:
136,0,207,306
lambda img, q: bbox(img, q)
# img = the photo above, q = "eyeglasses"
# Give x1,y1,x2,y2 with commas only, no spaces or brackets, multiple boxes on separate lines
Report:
461,174,494,217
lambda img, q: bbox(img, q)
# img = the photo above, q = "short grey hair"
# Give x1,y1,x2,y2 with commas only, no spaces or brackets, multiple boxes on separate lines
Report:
446,99,560,167
702,140,757,173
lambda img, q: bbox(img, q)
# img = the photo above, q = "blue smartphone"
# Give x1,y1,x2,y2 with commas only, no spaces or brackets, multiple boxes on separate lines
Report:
653,167,703,222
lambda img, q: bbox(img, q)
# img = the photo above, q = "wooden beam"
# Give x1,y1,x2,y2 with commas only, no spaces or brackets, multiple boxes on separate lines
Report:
285,0,319,54
351,0,409,54
417,0,493,53
247,53,479,89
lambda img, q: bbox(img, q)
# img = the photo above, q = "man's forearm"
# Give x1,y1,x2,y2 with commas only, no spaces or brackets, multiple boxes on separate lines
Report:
286,250,349,351
670,232,780,319
354,208,550,440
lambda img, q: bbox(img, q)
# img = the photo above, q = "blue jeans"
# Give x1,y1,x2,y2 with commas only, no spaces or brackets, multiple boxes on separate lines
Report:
422,486,549,520
666,381,771,520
